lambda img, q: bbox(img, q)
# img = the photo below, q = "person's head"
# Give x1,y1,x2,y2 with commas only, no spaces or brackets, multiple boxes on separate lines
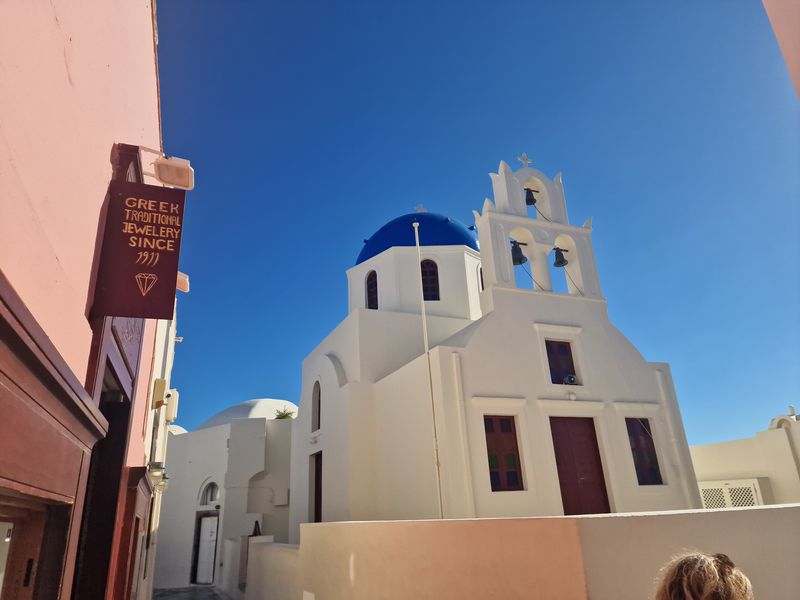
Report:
655,552,753,600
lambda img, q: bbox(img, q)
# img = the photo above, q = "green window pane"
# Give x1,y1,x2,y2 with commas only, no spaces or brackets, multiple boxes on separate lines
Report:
504,453,518,469
488,453,499,469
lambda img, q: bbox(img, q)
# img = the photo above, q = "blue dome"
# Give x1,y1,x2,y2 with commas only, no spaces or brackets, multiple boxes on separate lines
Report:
356,212,479,265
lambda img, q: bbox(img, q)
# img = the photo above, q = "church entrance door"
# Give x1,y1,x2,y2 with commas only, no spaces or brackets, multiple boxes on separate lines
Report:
549,417,610,515
193,513,218,585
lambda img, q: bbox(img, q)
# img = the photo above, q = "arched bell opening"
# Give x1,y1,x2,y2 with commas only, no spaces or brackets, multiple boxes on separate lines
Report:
552,234,585,296
509,228,547,291
522,176,553,222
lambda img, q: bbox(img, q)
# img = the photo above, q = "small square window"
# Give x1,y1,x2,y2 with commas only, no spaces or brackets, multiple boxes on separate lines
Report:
545,340,579,385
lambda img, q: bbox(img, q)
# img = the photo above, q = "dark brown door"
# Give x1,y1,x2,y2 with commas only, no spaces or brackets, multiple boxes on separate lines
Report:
549,417,610,515
312,452,322,523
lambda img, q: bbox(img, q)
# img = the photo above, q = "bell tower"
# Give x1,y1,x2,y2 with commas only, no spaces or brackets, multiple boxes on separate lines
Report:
475,157,602,312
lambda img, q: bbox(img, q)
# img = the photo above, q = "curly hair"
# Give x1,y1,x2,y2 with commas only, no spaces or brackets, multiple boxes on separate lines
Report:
655,552,753,600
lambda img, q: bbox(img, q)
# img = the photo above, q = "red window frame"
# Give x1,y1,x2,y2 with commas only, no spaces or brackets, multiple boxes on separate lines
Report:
311,381,321,432
625,418,663,485
420,260,440,301
483,415,524,492
545,340,578,385
365,270,378,309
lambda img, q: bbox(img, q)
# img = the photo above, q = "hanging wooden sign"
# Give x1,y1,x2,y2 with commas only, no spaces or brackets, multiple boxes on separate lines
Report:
92,181,186,319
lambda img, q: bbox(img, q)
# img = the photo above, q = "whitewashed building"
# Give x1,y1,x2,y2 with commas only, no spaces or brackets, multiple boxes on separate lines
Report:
288,159,701,542
154,398,296,598
691,407,800,508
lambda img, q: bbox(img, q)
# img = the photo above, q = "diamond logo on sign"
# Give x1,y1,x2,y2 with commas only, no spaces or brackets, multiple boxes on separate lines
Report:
135,273,158,296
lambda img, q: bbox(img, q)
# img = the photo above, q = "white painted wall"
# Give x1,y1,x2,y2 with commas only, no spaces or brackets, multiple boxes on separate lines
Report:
218,417,294,599
372,356,440,519
288,306,477,542
580,506,800,600
248,420,294,539
691,416,800,504
434,290,699,517
155,401,296,595
347,246,482,320
154,425,229,589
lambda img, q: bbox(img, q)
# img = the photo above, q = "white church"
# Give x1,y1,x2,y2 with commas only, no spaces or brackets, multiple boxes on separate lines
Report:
155,158,705,592
287,158,702,542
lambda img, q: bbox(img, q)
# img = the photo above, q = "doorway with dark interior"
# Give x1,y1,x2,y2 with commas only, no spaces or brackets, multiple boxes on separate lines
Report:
190,511,219,585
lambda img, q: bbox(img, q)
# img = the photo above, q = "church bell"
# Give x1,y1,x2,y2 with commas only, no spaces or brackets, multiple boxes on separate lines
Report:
525,188,537,206
553,247,569,268
511,241,528,265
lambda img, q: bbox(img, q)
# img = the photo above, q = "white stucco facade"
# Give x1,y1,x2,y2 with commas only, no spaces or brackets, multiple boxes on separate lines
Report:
154,399,296,597
289,159,701,543
691,409,800,505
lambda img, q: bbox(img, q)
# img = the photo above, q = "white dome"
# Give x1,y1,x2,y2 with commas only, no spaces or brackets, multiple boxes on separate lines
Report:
197,398,297,430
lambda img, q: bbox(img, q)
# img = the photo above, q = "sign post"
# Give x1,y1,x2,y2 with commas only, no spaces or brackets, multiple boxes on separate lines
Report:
92,181,186,319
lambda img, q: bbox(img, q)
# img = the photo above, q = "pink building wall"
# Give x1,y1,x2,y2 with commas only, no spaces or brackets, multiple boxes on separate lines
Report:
762,0,800,97
0,0,162,383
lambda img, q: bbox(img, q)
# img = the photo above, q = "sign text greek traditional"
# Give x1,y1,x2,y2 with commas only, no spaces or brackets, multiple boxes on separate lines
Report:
92,181,186,319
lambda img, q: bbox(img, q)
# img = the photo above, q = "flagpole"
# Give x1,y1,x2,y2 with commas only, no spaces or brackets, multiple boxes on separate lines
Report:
413,221,444,519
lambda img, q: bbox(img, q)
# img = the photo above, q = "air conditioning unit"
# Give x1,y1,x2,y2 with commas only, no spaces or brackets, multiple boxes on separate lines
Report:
165,389,180,423
698,478,768,509
563,374,579,385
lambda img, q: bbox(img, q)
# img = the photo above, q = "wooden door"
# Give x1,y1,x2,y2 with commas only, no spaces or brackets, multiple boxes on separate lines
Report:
549,417,610,515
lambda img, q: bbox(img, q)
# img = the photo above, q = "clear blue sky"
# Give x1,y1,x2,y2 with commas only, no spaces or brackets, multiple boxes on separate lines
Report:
157,1,799,445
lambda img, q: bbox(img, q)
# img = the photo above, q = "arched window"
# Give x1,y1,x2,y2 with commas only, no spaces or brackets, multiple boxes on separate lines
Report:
420,260,440,301
311,381,321,432
201,482,219,505
478,266,484,291
365,271,378,310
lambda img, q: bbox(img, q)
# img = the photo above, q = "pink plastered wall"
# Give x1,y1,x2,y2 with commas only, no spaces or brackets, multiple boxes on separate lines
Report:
298,518,586,599
763,0,800,97
0,0,162,382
